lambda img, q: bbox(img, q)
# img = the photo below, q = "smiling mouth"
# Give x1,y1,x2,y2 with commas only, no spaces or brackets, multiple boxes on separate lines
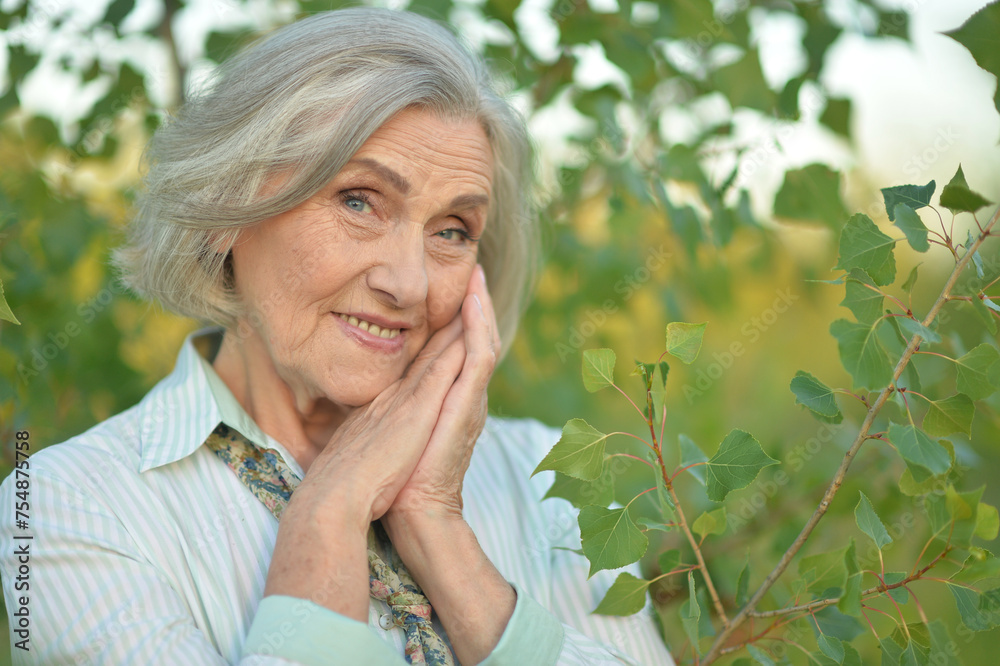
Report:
336,313,402,339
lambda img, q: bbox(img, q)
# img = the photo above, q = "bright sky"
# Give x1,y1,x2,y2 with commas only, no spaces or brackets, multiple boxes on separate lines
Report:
1,0,998,211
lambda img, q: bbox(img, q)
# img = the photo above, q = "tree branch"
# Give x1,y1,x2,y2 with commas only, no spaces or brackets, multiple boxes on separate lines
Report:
701,204,1000,664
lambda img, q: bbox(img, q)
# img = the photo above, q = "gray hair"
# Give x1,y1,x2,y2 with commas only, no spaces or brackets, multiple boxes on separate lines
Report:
114,7,537,351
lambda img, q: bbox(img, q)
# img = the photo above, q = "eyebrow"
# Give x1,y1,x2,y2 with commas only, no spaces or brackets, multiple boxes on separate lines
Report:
347,157,490,211
348,158,411,194
449,193,490,211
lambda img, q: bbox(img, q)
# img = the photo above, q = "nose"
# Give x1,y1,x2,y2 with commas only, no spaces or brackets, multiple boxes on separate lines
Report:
366,227,429,310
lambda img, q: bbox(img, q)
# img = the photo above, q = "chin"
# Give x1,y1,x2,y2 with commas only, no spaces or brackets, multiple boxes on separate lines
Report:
322,370,401,408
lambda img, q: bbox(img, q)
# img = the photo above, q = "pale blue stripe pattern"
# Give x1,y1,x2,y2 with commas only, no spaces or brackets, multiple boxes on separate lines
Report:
0,330,675,665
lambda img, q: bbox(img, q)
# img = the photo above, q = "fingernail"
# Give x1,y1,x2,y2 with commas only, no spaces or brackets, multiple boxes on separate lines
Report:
473,294,484,315
477,264,486,284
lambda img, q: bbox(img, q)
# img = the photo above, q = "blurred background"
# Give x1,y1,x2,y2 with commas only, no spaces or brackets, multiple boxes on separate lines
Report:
1,0,999,663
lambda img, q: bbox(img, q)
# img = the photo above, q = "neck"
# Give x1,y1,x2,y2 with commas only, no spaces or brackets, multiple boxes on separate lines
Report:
212,328,348,473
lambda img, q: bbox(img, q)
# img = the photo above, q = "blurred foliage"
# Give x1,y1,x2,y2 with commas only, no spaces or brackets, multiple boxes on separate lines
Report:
1,0,999,663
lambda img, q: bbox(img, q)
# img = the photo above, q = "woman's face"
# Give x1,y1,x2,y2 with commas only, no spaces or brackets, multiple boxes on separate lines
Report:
228,107,493,409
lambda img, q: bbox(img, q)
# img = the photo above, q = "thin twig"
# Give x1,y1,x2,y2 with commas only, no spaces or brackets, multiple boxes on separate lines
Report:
701,204,1000,664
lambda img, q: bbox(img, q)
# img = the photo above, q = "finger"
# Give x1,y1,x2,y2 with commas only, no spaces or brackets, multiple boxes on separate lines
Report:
460,290,495,389
413,329,467,398
471,265,501,355
401,313,464,383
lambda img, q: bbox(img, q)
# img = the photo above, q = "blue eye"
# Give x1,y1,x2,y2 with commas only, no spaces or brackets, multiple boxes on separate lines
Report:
343,195,373,213
437,229,466,241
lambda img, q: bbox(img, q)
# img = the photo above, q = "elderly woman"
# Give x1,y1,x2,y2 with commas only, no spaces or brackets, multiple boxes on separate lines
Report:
1,8,672,665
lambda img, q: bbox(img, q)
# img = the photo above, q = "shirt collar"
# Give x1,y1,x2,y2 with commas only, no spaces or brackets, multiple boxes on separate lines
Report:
137,327,303,477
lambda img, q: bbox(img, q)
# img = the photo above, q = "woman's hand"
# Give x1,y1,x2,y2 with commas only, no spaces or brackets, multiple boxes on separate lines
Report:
263,284,474,620
379,266,515,666
385,264,501,521
265,264,514,662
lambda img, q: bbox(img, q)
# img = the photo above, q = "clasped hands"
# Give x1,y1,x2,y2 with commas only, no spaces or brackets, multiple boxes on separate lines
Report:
264,264,514,664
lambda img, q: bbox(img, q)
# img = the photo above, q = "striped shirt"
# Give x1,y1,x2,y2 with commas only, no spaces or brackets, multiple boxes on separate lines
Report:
0,330,674,665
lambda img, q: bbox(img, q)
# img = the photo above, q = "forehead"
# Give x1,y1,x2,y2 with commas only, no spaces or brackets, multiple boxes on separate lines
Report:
347,108,494,194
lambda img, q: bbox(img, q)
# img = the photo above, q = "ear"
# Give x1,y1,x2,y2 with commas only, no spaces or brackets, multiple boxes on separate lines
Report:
206,227,241,255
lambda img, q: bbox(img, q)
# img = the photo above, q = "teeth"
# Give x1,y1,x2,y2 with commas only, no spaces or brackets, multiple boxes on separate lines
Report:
337,313,401,339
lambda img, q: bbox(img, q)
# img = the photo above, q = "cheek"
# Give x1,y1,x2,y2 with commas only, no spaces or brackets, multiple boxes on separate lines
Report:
426,265,474,328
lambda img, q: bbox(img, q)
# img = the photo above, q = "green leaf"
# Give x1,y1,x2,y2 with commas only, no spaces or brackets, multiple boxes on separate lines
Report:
636,517,673,533
976,503,999,540
924,492,952,541
839,572,863,617
844,538,860,576
592,572,651,616
896,316,941,344
704,429,779,502
892,203,930,252
820,97,852,137
898,442,954,498
654,457,676,521
939,164,993,214
658,549,681,574
855,491,893,549
0,278,19,325
881,181,936,220
830,319,893,391
892,622,931,648
968,294,999,335
692,507,727,538
532,419,609,480
901,264,921,294
946,485,987,549
746,643,776,666
878,9,909,40
102,0,134,26
736,552,750,606
928,619,962,666
945,0,1000,114
944,1,1000,114
834,214,897,286
665,322,707,364
582,348,616,392
818,635,845,663
651,361,668,419
680,572,702,649
922,393,975,438
879,635,904,664
955,344,1000,400
841,268,884,324
679,434,708,484
949,585,999,632
814,605,864,643
711,48,775,113
889,423,951,482
798,545,849,595
773,163,848,228
578,506,648,577
951,552,1000,583
790,370,844,423
840,643,863,666
544,468,615,509
882,572,909,604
